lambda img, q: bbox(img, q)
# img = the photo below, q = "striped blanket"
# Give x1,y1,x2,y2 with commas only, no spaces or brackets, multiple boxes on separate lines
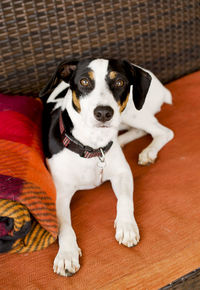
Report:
0,94,58,253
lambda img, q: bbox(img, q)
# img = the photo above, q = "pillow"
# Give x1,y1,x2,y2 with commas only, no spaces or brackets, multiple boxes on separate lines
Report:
0,94,58,253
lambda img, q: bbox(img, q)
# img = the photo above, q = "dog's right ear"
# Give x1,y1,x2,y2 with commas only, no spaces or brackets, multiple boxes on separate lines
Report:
39,60,78,102
123,60,152,110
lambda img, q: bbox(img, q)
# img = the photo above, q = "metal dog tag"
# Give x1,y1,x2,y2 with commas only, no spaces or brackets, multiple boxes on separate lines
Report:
97,148,106,183
97,159,106,169
97,148,106,167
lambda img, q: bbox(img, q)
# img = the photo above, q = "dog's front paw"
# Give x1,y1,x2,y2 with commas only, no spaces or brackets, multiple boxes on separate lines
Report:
138,147,157,165
53,246,82,277
118,135,126,148
114,219,140,247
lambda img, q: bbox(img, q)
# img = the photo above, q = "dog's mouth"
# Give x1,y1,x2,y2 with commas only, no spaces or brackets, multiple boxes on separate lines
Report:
96,123,111,128
95,119,119,130
98,125,109,128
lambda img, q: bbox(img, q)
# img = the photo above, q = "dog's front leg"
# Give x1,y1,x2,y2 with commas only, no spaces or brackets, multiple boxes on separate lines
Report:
53,184,81,277
111,172,140,247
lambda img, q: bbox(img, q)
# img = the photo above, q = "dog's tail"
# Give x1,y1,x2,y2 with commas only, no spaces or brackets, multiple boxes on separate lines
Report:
163,87,173,105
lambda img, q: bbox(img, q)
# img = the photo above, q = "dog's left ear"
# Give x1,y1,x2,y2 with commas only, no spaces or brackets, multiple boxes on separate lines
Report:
124,61,152,110
39,60,78,102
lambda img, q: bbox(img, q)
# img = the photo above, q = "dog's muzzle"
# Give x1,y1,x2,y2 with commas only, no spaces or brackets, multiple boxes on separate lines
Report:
94,106,114,123
59,112,113,158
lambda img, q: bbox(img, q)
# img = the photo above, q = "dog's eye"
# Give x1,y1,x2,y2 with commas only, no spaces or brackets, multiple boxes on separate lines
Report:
115,79,124,87
80,78,90,87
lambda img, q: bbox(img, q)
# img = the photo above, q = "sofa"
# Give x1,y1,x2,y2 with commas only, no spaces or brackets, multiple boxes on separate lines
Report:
0,0,200,289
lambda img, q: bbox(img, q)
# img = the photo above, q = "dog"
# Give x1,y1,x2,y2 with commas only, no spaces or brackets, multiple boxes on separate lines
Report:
40,58,174,277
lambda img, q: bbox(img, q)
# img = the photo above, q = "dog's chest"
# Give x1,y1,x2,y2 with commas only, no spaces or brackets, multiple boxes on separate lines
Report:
47,149,104,190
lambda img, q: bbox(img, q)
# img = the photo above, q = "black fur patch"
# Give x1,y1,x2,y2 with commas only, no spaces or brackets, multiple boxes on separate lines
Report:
55,87,69,99
107,59,131,106
42,105,73,158
107,59,151,110
68,60,96,112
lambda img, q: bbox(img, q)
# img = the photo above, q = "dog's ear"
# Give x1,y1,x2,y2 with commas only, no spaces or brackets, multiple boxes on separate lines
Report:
39,60,78,101
124,61,152,110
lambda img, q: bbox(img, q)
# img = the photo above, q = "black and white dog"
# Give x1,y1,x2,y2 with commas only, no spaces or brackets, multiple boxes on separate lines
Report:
40,59,174,276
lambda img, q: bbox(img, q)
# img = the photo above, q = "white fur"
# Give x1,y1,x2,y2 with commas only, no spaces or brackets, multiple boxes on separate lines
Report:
119,68,174,164
46,59,173,276
47,81,69,110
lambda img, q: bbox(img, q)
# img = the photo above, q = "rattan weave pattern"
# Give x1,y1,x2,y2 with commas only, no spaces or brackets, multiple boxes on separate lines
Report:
0,0,200,96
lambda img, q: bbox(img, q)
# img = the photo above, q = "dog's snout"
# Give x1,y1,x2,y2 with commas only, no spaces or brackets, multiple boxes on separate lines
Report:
94,106,114,122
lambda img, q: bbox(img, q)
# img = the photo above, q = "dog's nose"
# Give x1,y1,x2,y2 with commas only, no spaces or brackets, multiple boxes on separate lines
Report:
94,106,114,122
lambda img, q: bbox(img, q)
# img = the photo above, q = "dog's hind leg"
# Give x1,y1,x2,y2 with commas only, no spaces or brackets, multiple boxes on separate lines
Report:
122,113,174,165
118,128,147,147
133,115,174,165
53,183,82,277
138,122,174,165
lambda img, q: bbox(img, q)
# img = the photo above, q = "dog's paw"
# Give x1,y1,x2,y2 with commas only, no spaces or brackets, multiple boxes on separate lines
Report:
138,147,157,165
53,246,82,277
118,135,127,148
114,219,140,247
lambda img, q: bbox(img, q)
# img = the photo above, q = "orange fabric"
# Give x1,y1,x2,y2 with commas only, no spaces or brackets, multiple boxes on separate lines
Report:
0,140,55,203
1,71,200,288
0,95,58,253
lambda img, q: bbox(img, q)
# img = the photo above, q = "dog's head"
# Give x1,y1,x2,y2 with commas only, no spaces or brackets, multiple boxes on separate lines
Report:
40,59,151,130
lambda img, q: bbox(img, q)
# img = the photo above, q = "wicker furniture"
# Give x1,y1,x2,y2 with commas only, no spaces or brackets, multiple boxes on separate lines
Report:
1,0,199,97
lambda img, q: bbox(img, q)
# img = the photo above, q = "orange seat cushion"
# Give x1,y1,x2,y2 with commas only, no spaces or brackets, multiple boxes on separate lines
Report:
1,71,200,289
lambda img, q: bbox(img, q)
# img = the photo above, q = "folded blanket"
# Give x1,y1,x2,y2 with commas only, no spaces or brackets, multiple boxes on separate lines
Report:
0,94,58,253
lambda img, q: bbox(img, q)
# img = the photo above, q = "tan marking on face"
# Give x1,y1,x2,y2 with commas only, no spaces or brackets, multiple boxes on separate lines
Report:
118,93,130,113
72,91,81,112
88,70,94,80
109,71,117,79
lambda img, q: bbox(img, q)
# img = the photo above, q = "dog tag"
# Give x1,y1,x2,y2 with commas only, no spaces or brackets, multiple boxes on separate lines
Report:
97,148,106,167
97,149,106,183
97,159,106,169
97,165,104,184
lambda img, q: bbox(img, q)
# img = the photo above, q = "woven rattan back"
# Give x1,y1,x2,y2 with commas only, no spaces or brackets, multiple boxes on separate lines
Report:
0,0,200,96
